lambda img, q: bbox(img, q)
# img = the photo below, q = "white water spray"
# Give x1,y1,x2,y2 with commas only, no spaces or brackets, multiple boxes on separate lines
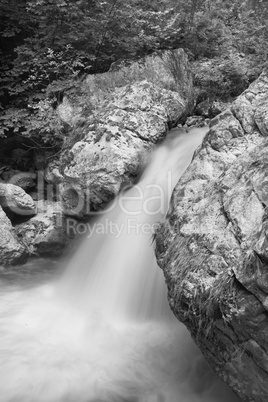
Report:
0,128,239,402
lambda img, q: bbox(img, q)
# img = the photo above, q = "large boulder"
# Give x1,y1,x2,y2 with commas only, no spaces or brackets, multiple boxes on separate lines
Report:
0,206,27,265
0,183,36,216
155,68,268,401
14,201,76,257
47,49,193,217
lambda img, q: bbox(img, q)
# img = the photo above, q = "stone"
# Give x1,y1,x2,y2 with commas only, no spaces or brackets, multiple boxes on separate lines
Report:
0,183,36,216
195,99,211,117
0,206,27,265
14,200,76,257
1,169,36,191
155,67,268,401
232,67,268,134
195,99,225,119
209,101,223,118
254,95,268,136
185,115,205,127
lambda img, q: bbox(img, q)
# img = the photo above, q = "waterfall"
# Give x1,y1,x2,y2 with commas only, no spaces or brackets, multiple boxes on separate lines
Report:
58,128,206,323
0,127,239,402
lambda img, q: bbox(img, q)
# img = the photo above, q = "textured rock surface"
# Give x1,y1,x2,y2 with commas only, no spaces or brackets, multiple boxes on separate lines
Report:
47,49,193,217
155,68,268,401
0,206,27,265
185,115,206,127
195,99,223,119
0,169,36,191
0,183,36,216
14,201,75,257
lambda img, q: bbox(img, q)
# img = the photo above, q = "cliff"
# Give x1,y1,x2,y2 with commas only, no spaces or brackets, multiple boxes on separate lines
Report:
155,68,268,401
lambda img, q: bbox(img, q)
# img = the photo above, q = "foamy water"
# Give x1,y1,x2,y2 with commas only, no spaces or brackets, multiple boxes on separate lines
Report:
0,128,240,402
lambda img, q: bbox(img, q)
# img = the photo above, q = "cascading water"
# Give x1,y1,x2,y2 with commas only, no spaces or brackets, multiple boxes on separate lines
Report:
0,127,240,402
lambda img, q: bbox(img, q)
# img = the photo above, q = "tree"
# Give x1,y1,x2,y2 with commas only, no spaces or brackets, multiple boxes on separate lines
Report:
0,0,268,154
0,0,183,147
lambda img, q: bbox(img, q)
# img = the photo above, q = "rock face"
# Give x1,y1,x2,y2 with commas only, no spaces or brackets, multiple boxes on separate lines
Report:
155,68,268,401
48,49,193,217
0,206,27,265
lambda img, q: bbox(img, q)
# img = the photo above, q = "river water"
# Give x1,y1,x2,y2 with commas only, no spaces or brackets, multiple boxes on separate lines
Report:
0,128,240,402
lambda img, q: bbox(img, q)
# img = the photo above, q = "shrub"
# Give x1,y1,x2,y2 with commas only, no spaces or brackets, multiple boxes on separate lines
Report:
191,52,257,100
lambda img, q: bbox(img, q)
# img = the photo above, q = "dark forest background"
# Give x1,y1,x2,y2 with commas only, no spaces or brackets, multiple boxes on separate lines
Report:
1,0,267,154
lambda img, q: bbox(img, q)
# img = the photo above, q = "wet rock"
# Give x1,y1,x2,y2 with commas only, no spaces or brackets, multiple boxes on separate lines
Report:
0,206,27,265
0,183,36,216
155,68,268,401
14,200,75,257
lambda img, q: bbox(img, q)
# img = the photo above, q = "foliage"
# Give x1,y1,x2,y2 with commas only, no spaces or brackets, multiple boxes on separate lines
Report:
0,0,184,149
1,0,268,160
191,52,259,100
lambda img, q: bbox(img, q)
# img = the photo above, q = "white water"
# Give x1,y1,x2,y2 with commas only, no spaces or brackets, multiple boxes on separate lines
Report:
0,128,240,402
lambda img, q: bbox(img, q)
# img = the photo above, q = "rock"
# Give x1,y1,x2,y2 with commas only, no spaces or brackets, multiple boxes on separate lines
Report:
14,201,76,257
0,206,27,265
56,96,75,126
0,183,36,216
195,99,225,119
209,101,222,117
48,49,193,217
1,169,36,191
195,98,211,117
108,58,133,72
195,90,208,105
185,115,205,127
254,95,268,136
155,68,268,401
232,68,268,134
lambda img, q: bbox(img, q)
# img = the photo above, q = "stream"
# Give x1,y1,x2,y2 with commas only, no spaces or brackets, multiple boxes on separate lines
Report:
0,127,240,402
